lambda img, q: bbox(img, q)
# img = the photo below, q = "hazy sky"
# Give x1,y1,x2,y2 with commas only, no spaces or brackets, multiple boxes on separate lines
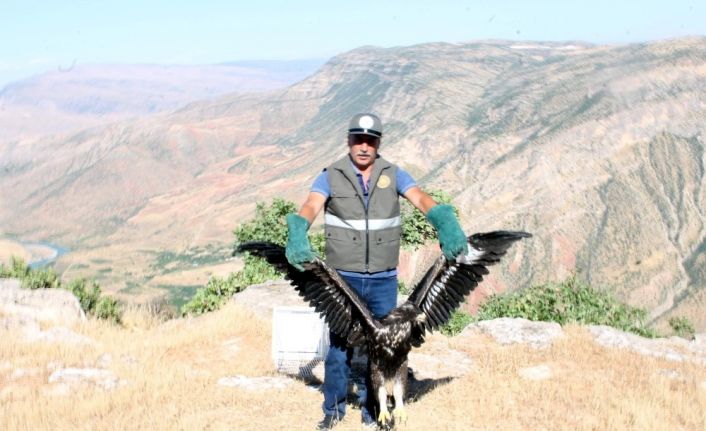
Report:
1,0,704,87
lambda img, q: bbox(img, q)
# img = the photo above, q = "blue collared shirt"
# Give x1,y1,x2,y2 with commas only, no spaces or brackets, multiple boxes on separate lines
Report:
310,162,417,203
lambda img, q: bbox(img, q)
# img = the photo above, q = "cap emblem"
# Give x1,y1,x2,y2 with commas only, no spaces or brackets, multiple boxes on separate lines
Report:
358,115,375,129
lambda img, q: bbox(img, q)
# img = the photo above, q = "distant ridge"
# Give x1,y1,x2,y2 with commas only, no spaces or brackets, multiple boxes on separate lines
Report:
0,59,326,141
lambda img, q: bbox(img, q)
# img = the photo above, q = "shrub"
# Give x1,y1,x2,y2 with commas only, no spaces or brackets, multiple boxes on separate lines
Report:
184,198,327,315
668,316,695,340
440,309,474,336
233,197,325,254
400,189,455,250
397,280,411,295
181,254,284,316
94,296,122,324
66,278,102,314
1,256,60,289
21,266,60,289
233,198,297,246
0,256,30,278
0,257,122,323
476,276,657,338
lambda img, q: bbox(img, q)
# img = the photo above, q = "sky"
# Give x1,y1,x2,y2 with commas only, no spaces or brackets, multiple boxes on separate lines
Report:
1,0,704,88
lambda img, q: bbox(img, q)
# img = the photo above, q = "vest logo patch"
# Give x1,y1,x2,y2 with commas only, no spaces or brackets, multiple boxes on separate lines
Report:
377,175,391,189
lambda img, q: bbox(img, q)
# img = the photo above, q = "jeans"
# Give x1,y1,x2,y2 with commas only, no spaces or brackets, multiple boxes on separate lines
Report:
322,273,398,422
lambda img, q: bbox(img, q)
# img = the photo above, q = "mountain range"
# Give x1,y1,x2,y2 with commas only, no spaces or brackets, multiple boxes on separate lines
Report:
1,37,704,329
0,60,325,141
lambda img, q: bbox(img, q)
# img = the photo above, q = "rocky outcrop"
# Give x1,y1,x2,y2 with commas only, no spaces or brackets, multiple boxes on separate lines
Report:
0,278,94,345
231,279,311,319
47,367,123,394
0,278,86,325
588,325,706,365
463,317,564,348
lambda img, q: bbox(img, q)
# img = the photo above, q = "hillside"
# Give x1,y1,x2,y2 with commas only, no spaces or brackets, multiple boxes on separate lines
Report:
1,295,704,431
0,60,325,141
0,37,705,328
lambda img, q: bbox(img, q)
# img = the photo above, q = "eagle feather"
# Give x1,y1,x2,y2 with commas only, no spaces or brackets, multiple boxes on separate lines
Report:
237,230,531,425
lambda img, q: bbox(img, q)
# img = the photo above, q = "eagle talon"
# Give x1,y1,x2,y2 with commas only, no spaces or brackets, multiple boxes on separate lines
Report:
377,410,391,424
392,407,407,423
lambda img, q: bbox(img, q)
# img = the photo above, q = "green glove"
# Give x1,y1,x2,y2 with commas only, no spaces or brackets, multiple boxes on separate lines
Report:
426,204,467,260
285,213,315,271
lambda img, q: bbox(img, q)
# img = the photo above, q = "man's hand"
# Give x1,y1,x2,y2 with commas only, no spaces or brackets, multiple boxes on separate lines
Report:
285,213,315,271
426,204,467,260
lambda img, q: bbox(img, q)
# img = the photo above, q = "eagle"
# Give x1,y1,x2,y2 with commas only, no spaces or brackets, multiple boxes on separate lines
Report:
238,230,530,427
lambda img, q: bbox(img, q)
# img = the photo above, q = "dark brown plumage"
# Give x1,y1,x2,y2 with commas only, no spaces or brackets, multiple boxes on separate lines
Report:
238,230,531,427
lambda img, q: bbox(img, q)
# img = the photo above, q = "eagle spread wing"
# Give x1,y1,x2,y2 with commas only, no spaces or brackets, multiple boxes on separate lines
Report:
407,230,532,344
236,242,377,344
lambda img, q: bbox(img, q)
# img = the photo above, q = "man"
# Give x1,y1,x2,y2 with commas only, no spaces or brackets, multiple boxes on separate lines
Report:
285,113,467,429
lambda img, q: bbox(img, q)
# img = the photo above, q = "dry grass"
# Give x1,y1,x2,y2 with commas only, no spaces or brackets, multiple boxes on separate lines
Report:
2,305,705,431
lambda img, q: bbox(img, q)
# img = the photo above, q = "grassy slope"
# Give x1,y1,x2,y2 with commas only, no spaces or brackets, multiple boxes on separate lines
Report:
1,303,704,430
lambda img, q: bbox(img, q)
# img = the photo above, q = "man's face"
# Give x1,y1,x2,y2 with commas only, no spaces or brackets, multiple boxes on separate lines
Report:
348,134,380,169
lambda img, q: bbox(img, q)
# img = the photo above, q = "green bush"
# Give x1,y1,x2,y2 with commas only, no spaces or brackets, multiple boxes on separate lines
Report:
183,198,329,316
21,266,60,289
0,256,30,278
66,278,102,314
181,254,283,316
0,256,60,289
233,198,297,246
476,276,657,338
440,309,474,336
0,257,122,323
668,316,695,340
397,280,411,295
400,189,455,250
94,296,122,324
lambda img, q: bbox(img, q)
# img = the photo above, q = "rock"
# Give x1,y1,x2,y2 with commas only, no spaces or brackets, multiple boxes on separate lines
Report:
408,349,473,380
464,318,564,348
1,314,41,333
217,375,292,390
232,280,310,319
692,333,706,351
0,278,86,326
1,312,95,345
48,367,122,391
398,244,441,286
518,365,553,380
588,325,706,365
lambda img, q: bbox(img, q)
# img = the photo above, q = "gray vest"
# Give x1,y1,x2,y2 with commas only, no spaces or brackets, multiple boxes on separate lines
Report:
324,155,401,272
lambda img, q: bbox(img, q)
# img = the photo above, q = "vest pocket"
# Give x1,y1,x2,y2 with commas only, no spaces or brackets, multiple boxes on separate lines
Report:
325,227,365,271
369,227,402,272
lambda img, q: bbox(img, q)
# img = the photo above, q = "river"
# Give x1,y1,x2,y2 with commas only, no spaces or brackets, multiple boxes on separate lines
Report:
20,241,70,269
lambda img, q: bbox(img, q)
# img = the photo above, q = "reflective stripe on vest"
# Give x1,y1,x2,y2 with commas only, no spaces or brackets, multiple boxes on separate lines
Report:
324,213,401,231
